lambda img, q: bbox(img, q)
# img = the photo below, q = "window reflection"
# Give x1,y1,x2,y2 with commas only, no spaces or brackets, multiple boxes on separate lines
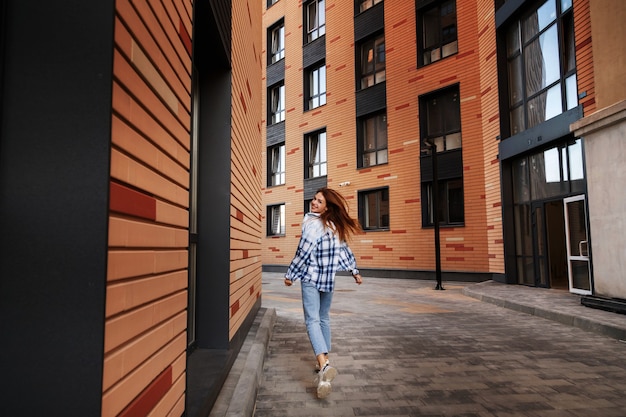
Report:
506,0,575,136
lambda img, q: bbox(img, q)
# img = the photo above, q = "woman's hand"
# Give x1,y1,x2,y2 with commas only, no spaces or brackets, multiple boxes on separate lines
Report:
353,274,362,285
284,278,293,286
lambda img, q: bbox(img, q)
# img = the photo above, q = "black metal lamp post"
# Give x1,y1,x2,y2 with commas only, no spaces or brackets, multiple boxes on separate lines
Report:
425,139,444,291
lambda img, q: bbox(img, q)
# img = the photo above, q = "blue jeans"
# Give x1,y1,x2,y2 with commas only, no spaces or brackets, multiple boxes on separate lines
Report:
301,281,334,357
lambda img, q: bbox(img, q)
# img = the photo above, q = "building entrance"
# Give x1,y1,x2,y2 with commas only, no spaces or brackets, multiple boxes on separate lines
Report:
510,138,588,290
531,200,568,289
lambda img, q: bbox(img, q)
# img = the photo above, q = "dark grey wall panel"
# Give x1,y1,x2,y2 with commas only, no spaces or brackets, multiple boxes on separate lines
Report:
499,106,583,160
420,150,464,182
266,60,285,86
193,1,232,351
354,2,384,41
303,36,326,68
356,82,387,116
266,122,286,147
304,177,328,200
0,1,115,415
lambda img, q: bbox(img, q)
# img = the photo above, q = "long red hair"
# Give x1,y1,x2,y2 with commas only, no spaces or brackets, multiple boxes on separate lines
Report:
317,187,362,242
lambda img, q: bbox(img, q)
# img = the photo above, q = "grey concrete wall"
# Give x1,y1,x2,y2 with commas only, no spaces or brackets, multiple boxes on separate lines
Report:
572,100,626,299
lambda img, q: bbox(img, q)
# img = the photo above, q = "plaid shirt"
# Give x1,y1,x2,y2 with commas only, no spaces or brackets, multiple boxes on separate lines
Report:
285,213,357,292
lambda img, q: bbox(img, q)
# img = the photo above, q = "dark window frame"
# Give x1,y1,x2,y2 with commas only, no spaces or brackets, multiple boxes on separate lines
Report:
420,85,462,153
304,129,327,179
305,61,327,111
267,142,286,187
422,178,464,226
504,0,576,137
305,0,326,44
357,111,388,168
268,82,285,125
358,32,386,90
416,0,458,67
267,203,286,236
268,19,285,65
419,84,464,226
358,187,390,231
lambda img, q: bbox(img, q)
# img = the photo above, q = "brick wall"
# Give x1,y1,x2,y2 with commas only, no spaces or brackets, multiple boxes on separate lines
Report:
261,0,503,275
229,0,263,340
104,0,192,415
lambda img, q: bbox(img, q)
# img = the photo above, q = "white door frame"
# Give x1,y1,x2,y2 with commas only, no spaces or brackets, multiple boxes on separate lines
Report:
563,194,592,295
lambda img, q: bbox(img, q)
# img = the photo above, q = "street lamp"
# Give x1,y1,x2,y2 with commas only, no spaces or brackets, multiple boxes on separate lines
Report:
424,138,444,291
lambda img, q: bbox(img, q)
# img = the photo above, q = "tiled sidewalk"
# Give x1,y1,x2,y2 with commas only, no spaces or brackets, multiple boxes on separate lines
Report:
211,275,626,417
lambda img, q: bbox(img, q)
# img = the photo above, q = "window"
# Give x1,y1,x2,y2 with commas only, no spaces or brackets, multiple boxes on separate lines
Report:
421,86,461,153
359,188,390,230
269,21,285,64
506,0,576,135
267,204,286,236
268,143,285,186
358,0,383,13
267,0,279,7
358,112,388,167
306,62,326,110
424,179,464,226
305,130,327,178
420,85,464,226
305,0,326,43
418,0,458,66
269,83,285,125
359,33,386,89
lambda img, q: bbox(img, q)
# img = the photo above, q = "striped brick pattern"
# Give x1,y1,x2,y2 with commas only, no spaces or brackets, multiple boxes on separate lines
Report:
230,0,264,340
104,1,192,416
261,0,504,275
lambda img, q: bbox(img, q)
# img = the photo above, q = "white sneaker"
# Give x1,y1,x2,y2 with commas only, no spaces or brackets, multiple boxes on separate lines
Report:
315,363,337,399
320,363,337,382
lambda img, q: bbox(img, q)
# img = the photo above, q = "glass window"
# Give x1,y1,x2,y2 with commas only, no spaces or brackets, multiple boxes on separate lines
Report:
359,34,386,89
306,0,326,43
269,83,285,125
268,143,285,186
359,113,388,168
267,204,286,236
513,139,585,202
418,0,458,66
422,86,462,153
359,188,390,230
424,179,464,226
306,63,326,110
269,22,285,64
505,0,577,136
306,130,327,178
358,0,383,13
512,158,530,203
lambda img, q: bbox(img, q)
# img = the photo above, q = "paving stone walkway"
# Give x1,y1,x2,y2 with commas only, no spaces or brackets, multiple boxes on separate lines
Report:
253,274,626,417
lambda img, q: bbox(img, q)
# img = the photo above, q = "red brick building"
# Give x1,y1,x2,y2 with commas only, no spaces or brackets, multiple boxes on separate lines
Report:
261,0,620,305
262,0,503,282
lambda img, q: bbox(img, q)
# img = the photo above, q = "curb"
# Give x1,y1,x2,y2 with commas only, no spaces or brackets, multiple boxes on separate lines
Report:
463,286,626,341
210,307,276,417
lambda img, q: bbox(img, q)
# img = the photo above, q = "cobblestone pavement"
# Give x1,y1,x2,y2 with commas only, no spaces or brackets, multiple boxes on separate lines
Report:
254,273,626,417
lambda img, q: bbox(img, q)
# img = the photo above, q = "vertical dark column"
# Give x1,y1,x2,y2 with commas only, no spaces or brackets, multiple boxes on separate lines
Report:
0,1,115,414
193,0,233,350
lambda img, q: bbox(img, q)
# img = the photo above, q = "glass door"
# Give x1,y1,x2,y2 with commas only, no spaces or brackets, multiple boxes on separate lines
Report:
563,195,592,294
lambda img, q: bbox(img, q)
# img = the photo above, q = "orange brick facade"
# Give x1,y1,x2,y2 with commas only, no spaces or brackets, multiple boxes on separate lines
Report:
261,0,504,277
104,0,262,415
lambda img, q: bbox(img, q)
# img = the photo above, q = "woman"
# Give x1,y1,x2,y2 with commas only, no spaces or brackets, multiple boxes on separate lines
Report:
284,187,363,399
